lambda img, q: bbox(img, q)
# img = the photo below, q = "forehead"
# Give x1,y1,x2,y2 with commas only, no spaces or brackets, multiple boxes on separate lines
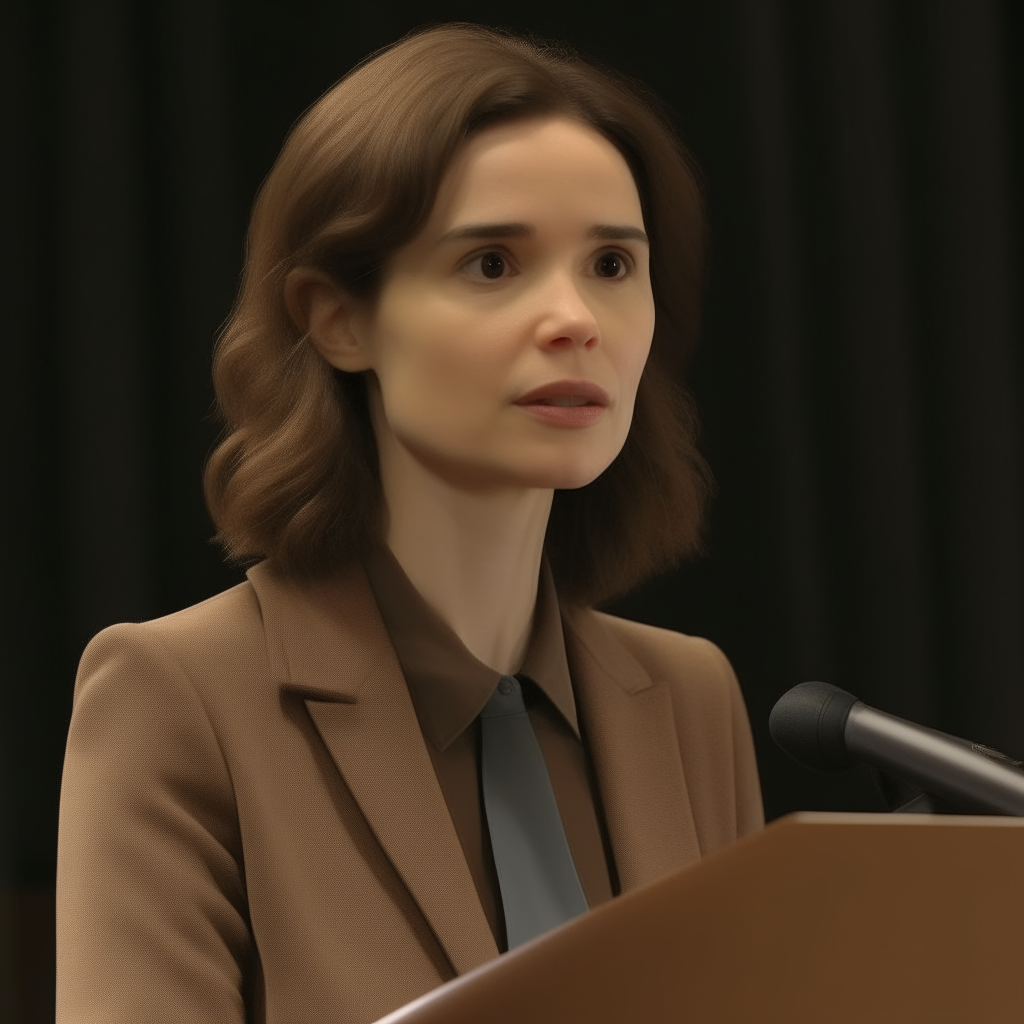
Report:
426,116,644,229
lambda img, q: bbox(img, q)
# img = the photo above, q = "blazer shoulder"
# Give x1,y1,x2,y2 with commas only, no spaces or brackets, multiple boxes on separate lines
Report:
76,580,267,703
584,610,765,843
147,578,264,641
585,609,739,699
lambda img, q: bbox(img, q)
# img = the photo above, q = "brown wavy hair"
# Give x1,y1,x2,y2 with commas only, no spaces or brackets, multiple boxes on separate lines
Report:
204,21,713,609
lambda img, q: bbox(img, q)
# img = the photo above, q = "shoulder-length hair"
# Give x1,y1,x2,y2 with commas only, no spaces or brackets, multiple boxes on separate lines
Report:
204,21,713,609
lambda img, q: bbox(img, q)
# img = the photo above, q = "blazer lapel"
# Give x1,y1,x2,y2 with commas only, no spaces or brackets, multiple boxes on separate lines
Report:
562,606,702,894
246,560,497,975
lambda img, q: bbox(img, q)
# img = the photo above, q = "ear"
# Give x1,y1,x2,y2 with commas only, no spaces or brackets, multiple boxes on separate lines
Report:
283,268,373,372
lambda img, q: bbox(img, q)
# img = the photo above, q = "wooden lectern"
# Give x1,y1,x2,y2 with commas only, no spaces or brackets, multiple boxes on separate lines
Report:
376,813,1024,1024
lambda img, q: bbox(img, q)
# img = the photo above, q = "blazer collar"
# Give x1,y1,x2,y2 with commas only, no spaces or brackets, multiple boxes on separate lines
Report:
246,559,699,974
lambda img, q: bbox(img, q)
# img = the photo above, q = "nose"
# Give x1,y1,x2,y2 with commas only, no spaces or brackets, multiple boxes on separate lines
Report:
533,268,599,350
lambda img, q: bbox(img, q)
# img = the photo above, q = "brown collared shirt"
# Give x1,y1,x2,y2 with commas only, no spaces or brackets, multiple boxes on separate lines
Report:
361,543,617,952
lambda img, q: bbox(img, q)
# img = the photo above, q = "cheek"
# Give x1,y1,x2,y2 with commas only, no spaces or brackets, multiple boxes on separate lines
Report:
376,311,505,429
621,331,654,399
610,335,653,440
612,293,654,382
634,335,654,379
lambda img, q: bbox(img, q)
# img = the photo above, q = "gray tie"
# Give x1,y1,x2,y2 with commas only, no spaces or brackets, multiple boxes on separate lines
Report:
479,674,589,949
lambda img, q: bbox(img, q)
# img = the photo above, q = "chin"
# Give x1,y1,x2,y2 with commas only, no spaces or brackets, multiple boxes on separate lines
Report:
525,459,612,491
553,472,607,491
404,437,618,492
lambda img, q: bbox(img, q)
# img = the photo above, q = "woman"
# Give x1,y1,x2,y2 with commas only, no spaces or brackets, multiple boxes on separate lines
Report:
57,21,763,1024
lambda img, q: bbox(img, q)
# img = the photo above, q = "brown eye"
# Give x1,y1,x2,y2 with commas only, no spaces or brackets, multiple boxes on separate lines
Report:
479,249,507,278
595,251,629,278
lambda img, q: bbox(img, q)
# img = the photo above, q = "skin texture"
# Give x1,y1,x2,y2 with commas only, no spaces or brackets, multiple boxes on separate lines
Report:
288,116,655,673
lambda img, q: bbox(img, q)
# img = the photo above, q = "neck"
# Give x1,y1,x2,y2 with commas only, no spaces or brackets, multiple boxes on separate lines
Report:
377,444,553,676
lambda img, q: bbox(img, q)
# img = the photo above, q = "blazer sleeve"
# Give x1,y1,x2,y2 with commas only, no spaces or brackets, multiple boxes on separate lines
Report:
665,634,765,854
720,644,765,841
57,621,253,1024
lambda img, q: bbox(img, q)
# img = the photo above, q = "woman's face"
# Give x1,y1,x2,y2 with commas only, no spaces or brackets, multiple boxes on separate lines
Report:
347,115,655,492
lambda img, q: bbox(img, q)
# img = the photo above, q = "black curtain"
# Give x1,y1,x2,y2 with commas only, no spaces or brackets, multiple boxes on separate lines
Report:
4,1,1022,1019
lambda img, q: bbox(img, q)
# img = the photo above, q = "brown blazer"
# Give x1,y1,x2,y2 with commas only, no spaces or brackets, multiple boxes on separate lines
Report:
57,558,764,1024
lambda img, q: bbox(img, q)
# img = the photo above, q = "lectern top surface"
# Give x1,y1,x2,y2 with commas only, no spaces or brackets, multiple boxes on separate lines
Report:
784,809,1024,828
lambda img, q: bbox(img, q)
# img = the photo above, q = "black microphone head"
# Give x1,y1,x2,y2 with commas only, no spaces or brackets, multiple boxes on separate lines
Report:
769,681,861,773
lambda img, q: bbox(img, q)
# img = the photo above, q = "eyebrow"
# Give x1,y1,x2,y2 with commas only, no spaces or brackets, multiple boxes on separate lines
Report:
434,221,649,247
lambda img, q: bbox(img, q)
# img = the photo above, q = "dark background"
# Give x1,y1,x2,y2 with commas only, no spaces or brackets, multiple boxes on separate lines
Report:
4,0,1022,1019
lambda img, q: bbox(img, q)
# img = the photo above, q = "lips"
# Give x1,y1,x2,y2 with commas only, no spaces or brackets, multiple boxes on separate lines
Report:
514,379,610,407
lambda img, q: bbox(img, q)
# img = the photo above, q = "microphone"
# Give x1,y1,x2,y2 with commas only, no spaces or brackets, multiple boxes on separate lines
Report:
769,681,1024,816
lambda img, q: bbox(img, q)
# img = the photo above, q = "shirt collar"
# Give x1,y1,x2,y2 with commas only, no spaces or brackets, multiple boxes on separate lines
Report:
360,542,579,750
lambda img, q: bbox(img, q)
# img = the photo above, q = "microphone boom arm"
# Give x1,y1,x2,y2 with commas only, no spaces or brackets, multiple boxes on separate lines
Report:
769,681,1024,817
845,703,1024,816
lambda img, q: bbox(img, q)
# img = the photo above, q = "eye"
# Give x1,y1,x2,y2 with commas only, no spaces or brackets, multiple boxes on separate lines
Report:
462,250,513,281
594,249,633,279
